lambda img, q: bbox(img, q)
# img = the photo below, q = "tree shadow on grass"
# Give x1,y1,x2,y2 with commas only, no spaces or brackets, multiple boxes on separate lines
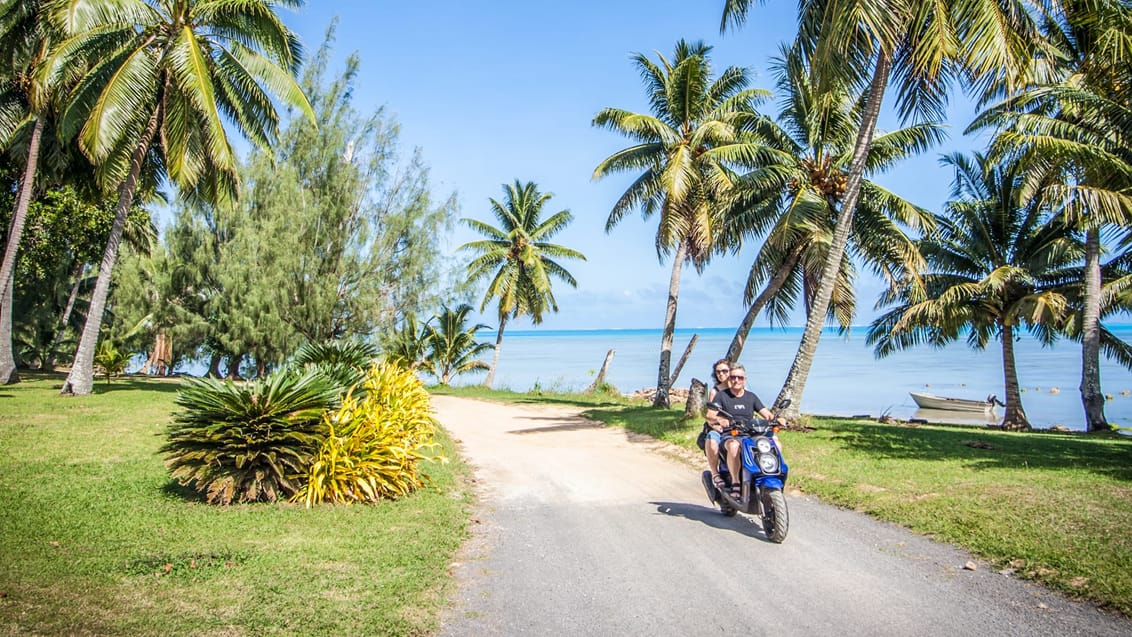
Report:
161,479,211,503
92,377,184,395
826,421,1132,481
583,405,695,438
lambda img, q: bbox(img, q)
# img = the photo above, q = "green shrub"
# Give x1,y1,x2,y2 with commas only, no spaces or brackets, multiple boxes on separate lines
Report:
162,370,338,504
296,362,442,506
290,339,380,394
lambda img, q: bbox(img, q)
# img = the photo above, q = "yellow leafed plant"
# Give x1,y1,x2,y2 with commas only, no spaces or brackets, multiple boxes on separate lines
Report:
295,362,444,506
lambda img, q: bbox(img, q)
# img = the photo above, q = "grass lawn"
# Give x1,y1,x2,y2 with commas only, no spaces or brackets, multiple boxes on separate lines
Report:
0,374,472,636
579,399,1132,617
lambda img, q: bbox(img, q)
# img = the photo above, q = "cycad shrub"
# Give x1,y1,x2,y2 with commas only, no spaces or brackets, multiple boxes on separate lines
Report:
162,370,339,504
290,340,380,394
296,362,442,506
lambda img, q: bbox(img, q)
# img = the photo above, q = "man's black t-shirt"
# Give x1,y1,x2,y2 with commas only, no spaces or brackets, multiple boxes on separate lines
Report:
711,387,765,422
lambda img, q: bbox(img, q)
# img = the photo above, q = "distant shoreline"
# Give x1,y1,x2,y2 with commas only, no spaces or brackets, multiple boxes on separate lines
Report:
457,325,1132,432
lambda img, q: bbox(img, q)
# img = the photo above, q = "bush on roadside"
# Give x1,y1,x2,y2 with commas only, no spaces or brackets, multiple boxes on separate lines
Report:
296,362,443,506
289,339,380,395
161,370,339,504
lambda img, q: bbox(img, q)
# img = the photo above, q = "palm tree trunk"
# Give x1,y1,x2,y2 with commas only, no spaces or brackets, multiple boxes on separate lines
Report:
1000,322,1031,431
1080,227,1107,431
775,51,891,420
0,117,44,384
0,117,43,303
484,313,507,388
654,241,688,408
726,247,802,362
0,269,18,384
46,261,87,370
61,111,159,396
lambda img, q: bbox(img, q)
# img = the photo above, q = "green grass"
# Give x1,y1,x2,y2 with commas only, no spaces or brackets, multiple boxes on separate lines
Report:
0,374,472,636
581,401,1132,616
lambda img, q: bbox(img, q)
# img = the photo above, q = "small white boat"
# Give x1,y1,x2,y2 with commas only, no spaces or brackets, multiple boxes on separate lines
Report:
910,392,998,413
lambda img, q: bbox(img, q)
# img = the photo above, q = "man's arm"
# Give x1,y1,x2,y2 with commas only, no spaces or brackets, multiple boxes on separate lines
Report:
706,407,727,430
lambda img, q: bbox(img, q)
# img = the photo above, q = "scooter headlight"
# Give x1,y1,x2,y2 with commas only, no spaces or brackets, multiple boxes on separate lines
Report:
758,453,780,473
755,438,772,454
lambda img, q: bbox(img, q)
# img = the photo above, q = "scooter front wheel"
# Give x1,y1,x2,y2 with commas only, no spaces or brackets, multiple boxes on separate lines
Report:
761,488,789,543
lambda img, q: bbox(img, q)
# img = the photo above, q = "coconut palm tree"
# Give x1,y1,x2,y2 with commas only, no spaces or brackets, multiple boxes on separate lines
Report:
721,0,1050,420
41,0,313,395
381,313,432,372
593,39,769,407
0,0,59,306
421,303,492,386
722,44,941,362
459,180,585,388
0,0,84,383
971,0,1132,431
867,152,1082,430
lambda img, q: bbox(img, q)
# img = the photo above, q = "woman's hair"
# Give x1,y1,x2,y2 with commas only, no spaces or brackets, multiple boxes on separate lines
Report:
712,358,731,373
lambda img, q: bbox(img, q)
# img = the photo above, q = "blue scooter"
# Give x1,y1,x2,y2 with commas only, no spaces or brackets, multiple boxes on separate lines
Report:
701,401,790,543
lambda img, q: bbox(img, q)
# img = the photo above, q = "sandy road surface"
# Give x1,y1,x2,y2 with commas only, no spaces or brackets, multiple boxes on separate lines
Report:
433,395,1129,636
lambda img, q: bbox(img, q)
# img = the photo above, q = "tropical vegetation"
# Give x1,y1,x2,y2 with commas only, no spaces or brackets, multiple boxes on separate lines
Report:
162,370,339,504
459,180,585,388
0,23,463,385
867,152,1084,431
421,303,493,385
722,43,940,362
297,362,441,505
971,0,1132,431
40,0,315,395
719,0,1054,422
593,39,769,408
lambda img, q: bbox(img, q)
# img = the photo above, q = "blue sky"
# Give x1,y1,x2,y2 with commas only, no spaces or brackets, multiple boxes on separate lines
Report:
273,1,987,332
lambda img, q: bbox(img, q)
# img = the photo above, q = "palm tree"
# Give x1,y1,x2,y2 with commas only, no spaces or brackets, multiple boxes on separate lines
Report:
0,0,79,383
721,0,1049,420
42,0,313,395
381,313,432,371
421,304,492,386
971,0,1132,431
723,44,941,363
459,180,585,388
867,152,1082,431
593,39,768,407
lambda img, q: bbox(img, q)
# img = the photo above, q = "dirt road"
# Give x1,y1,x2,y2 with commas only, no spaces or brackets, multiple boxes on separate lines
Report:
433,395,1129,636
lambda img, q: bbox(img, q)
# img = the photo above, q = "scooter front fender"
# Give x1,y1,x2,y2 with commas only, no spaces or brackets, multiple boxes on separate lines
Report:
755,476,785,490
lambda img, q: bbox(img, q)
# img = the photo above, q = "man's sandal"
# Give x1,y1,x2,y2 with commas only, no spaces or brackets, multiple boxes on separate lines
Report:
712,474,727,490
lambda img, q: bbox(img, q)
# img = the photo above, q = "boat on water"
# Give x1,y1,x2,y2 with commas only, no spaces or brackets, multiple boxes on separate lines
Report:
910,392,999,413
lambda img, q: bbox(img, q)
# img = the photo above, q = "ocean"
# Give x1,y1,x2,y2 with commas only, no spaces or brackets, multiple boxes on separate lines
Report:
446,326,1132,432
